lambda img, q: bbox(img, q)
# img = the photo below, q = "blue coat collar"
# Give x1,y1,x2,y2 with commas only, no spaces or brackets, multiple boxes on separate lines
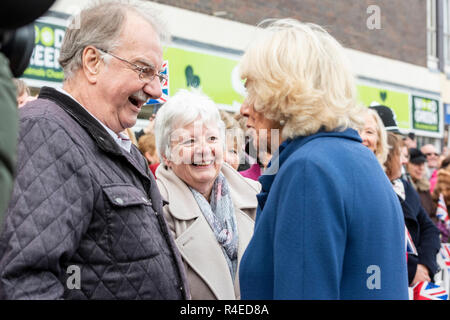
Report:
256,128,362,211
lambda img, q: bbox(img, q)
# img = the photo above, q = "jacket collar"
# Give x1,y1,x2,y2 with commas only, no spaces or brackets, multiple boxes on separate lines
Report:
156,162,258,220
39,86,124,156
257,128,362,210
38,86,152,185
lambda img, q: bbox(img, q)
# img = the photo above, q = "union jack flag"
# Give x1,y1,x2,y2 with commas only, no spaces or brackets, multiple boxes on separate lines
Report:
440,243,450,273
406,226,418,256
413,281,448,300
436,193,449,227
147,60,169,104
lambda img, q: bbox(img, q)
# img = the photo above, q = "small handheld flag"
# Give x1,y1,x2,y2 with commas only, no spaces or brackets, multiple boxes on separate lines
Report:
413,281,448,300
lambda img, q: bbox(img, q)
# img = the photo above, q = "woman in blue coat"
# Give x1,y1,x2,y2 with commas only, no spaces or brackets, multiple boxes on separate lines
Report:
238,18,409,299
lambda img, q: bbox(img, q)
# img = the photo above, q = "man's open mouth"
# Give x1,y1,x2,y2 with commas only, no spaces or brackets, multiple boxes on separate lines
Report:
129,96,141,107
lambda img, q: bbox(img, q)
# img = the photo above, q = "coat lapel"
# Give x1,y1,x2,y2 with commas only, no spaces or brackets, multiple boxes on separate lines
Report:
175,215,236,299
157,164,258,299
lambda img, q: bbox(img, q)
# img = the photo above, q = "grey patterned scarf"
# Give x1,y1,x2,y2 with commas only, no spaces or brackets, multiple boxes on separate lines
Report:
189,173,239,280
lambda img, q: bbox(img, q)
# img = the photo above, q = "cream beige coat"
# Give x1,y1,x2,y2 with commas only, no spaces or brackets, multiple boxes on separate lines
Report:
156,162,260,300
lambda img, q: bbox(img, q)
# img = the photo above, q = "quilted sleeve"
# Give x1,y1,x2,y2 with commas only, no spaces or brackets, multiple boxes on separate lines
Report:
0,116,94,299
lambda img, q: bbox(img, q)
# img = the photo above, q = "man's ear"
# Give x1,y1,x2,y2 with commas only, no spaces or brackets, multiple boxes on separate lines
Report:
82,46,102,83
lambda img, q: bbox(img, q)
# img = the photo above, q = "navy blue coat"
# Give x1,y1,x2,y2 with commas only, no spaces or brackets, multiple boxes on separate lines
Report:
239,129,409,299
399,179,440,284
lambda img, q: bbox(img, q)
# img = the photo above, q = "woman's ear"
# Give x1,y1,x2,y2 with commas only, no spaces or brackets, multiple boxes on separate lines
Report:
162,154,171,169
82,46,102,83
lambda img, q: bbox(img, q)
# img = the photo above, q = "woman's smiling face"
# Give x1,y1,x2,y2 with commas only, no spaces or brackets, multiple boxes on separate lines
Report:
166,119,224,198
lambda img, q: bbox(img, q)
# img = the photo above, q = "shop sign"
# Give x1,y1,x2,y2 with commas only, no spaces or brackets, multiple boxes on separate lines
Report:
356,84,411,130
22,20,65,82
412,95,440,133
161,47,245,108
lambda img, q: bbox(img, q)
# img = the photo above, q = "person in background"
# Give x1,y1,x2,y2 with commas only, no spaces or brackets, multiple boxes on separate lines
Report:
0,0,189,299
238,18,408,299
239,143,272,181
154,89,260,299
219,110,245,171
13,78,36,108
138,132,160,177
431,155,450,242
383,133,440,286
364,105,441,288
421,144,440,192
358,107,388,169
135,112,156,141
400,144,414,184
403,132,417,149
406,148,436,218
368,105,416,186
235,110,273,181
235,113,256,172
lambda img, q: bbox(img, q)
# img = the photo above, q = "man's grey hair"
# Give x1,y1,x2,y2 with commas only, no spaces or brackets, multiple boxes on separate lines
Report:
59,0,169,80
154,89,226,165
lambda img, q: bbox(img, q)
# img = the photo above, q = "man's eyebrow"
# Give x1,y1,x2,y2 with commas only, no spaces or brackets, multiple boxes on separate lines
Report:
134,58,156,69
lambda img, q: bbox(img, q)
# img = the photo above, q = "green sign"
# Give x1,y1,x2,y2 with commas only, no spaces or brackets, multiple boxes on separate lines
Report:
23,21,65,82
162,47,244,106
412,95,440,132
356,84,411,130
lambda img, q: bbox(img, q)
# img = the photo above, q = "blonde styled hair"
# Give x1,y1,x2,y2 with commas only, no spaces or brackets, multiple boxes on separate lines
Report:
138,132,157,157
360,107,389,168
239,18,362,140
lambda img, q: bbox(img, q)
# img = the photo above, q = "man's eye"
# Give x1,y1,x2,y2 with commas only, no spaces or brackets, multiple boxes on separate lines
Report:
141,67,154,77
209,136,219,142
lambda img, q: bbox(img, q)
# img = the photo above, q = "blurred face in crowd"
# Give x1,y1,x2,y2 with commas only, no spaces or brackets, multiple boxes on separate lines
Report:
406,161,426,181
389,146,403,181
166,120,223,200
384,132,403,181
403,137,417,149
17,91,29,108
359,113,378,154
144,151,159,165
80,12,164,133
224,135,241,171
421,144,439,169
438,175,450,204
400,146,409,166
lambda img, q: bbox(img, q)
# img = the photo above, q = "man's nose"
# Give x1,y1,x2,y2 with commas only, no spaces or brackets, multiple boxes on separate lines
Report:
143,79,163,100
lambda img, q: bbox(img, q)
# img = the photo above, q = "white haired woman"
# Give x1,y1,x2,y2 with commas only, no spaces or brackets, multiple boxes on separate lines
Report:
154,89,260,300
238,19,409,299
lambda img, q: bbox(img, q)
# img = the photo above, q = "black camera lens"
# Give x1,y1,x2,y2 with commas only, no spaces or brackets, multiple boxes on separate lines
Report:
0,24,35,77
